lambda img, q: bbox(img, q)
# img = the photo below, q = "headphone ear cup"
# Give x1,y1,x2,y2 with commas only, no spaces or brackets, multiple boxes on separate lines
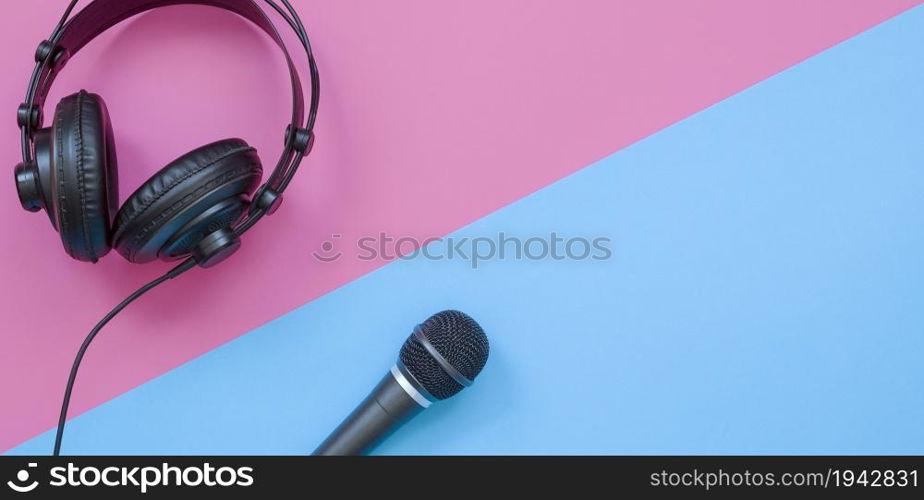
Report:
111,139,262,264
48,90,119,262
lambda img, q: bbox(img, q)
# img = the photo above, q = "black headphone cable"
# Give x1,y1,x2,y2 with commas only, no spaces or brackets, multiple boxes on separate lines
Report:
52,258,196,456
46,0,320,458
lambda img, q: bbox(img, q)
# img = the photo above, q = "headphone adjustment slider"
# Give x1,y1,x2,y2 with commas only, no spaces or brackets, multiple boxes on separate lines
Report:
285,125,314,154
35,41,53,62
34,40,69,67
17,103,42,134
253,185,283,216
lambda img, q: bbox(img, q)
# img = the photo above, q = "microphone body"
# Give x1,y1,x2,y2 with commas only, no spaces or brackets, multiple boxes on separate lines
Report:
314,366,427,455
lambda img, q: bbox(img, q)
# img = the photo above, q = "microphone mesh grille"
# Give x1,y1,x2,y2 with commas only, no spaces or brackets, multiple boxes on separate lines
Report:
399,310,490,400
420,310,489,381
400,337,464,400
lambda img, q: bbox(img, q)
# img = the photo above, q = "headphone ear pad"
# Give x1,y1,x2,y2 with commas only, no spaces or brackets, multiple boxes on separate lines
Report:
49,90,119,262
111,139,262,263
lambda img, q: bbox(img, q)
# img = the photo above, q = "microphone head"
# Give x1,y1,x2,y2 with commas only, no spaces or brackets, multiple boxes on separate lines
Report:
399,310,489,400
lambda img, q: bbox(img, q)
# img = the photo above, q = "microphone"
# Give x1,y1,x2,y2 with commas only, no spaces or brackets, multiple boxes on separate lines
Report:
313,310,490,455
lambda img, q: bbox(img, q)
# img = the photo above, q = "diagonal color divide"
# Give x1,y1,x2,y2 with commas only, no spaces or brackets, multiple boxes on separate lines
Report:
10,3,924,454
1,1,921,452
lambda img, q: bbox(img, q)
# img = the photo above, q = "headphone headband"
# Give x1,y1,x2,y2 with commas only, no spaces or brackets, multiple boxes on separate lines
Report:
35,0,305,126
19,0,319,235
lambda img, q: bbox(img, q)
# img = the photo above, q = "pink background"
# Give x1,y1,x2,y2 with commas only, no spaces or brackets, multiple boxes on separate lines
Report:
1,0,919,452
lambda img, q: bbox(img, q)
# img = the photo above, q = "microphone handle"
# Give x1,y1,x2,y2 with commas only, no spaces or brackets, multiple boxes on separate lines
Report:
313,370,426,455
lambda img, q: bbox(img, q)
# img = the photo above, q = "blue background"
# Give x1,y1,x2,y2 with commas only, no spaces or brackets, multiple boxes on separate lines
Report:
11,8,924,455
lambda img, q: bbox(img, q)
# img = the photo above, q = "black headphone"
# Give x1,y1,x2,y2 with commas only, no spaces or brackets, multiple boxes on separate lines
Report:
14,0,319,269
12,0,320,456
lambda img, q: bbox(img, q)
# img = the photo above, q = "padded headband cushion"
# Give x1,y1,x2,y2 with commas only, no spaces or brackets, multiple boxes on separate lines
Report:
111,138,262,263
50,90,119,262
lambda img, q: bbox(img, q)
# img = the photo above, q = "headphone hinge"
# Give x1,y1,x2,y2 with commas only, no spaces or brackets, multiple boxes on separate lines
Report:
285,125,314,154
